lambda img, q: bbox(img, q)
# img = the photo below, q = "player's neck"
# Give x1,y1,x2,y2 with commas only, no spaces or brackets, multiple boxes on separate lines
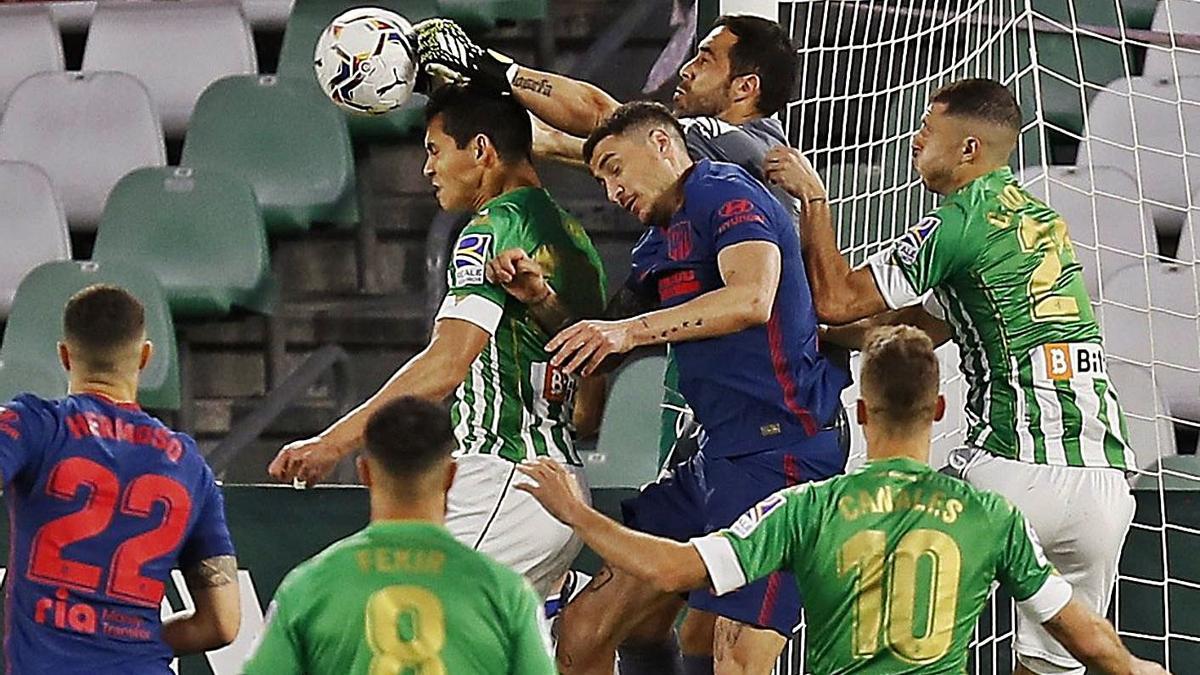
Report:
473,163,541,211
68,374,139,404
369,500,446,526
718,106,758,126
864,428,933,465
948,161,1006,194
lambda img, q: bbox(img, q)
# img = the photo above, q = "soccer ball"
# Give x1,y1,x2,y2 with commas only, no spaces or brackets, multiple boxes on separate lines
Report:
314,8,417,115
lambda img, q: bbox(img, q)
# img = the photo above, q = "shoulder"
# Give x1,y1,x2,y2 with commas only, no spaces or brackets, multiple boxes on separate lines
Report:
680,115,742,141
690,162,768,206
284,530,370,591
4,393,59,419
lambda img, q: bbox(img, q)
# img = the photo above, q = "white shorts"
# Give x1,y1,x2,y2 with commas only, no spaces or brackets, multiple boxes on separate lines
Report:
962,452,1135,675
445,454,588,599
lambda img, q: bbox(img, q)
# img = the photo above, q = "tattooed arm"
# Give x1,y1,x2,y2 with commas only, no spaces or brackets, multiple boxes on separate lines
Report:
162,555,241,654
509,66,621,138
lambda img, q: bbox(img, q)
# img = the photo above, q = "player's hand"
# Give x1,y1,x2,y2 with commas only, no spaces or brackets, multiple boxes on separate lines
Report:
268,436,343,486
1130,658,1171,675
412,18,516,94
514,458,588,526
546,319,637,376
486,248,550,305
763,146,826,202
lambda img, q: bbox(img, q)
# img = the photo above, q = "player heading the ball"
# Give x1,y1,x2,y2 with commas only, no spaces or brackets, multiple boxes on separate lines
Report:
518,326,1168,675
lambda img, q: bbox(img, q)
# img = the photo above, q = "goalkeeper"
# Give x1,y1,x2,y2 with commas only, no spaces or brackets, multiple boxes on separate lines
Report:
516,326,1167,675
763,78,1138,675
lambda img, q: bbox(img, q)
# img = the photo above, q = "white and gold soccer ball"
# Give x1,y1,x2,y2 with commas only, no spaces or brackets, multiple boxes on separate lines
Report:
314,8,417,115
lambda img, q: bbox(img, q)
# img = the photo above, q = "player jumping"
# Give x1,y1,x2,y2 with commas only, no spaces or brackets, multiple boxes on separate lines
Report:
516,326,1168,675
0,284,240,674
245,397,555,673
268,84,607,599
764,78,1139,675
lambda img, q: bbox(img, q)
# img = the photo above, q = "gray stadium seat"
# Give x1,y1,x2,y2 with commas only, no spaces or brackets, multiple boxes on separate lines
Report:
0,7,63,109
1106,360,1178,471
1019,165,1155,297
1076,76,1200,240
0,162,70,318
0,357,68,404
1144,0,1200,78
83,1,257,139
241,0,295,30
584,353,667,489
0,71,165,231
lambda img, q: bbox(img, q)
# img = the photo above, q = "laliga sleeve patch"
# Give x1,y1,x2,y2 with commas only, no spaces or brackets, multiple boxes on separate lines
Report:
894,215,941,265
453,233,493,287
729,491,788,538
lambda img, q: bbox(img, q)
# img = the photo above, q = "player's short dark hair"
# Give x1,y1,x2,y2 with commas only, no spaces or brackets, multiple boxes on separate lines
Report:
424,84,532,164
713,14,798,116
63,284,145,371
583,101,687,165
860,326,940,428
931,78,1022,136
363,397,455,482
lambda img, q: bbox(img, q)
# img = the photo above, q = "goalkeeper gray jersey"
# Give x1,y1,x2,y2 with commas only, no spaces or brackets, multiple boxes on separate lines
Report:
680,116,800,221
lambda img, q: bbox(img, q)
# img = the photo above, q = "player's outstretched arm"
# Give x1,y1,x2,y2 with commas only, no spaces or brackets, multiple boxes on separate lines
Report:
162,555,241,654
1041,599,1169,675
516,458,710,593
532,114,589,168
267,319,489,484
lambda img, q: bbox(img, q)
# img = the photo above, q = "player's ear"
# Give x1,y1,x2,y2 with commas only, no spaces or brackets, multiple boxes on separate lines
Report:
933,394,946,422
57,342,71,372
473,134,490,164
962,136,981,163
443,457,457,493
731,73,760,105
856,398,868,426
356,455,372,487
138,341,153,372
649,128,672,155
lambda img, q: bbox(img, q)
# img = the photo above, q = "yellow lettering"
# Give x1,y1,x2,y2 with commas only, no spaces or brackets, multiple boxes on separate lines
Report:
997,184,1028,211
375,549,394,572
357,551,372,573
876,487,894,514
894,489,912,511
839,496,860,521
943,499,964,524
987,211,1011,229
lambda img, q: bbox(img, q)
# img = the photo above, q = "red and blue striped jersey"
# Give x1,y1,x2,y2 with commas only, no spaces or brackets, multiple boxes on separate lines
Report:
0,392,235,674
629,159,849,457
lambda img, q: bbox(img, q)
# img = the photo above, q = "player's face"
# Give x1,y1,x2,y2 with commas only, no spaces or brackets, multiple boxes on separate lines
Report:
589,131,679,225
912,103,965,195
423,115,483,211
675,27,738,117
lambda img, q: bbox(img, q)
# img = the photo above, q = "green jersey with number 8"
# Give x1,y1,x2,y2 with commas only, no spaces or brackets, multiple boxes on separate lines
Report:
436,187,607,467
692,457,1072,674
867,167,1134,469
243,521,556,675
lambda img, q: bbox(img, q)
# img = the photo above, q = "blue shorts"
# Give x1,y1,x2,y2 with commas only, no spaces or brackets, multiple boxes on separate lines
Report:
621,424,847,635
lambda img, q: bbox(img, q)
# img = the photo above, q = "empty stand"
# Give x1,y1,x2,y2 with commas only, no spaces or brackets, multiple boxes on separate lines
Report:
0,7,63,109
83,1,258,139
3,261,181,409
584,353,667,489
0,358,68,404
1107,360,1179,470
94,167,275,318
181,75,356,233
0,162,71,318
1144,0,1200,78
0,71,165,231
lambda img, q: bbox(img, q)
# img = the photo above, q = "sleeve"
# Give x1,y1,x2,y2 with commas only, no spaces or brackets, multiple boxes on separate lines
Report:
689,487,809,596
865,204,980,310
241,592,305,675
178,463,236,568
995,499,1072,623
440,211,519,335
0,396,52,486
708,182,782,252
506,578,556,675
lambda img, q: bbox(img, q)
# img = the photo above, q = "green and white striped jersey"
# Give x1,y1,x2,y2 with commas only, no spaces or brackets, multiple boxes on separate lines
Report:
867,168,1134,470
436,187,606,466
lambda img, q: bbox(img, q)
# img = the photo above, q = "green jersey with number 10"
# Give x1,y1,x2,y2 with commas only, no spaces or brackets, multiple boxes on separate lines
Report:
867,167,1134,469
692,457,1071,674
437,187,607,467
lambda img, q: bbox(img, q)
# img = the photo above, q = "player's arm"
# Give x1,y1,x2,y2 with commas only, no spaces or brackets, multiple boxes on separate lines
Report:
269,318,490,483
531,114,588,168
573,375,607,440
162,555,240,654
515,459,710,593
820,304,952,350
546,240,781,376
1040,600,1169,675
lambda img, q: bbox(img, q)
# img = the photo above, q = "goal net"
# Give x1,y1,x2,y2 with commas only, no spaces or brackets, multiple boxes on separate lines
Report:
703,0,1200,672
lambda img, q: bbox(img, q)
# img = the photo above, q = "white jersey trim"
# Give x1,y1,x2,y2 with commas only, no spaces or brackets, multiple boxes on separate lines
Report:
690,534,747,596
1015,574,1073,624
865,250,923,309
436,294,504,335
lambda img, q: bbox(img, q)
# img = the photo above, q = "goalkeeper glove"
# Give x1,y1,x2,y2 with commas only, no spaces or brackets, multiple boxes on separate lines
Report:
413,18,518,94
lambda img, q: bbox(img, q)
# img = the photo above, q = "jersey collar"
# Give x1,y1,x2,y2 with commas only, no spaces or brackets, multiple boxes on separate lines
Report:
77,391,142,412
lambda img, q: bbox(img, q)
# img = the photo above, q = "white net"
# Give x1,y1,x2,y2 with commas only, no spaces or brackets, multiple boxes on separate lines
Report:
707,0,1200,672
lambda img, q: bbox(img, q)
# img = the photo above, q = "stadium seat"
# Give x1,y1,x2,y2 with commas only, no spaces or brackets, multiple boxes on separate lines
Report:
584,353,667,489
93,167,276,318
1077,75,1200,240
181,75,357,233
0,357,68,404
0,7,63,109
2,260,181,409
82,2,258,139
0,71,165,231
1019,165,1156,296
0,162,71,318
242,0,295,30
1106,360,1178,471
1143,0,1200,78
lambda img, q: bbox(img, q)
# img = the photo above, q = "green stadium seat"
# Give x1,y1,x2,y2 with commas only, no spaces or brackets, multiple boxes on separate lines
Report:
181,75,357,234
2,261,181,409
0,357,68,403
583,353,667,489
93,167,276,319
